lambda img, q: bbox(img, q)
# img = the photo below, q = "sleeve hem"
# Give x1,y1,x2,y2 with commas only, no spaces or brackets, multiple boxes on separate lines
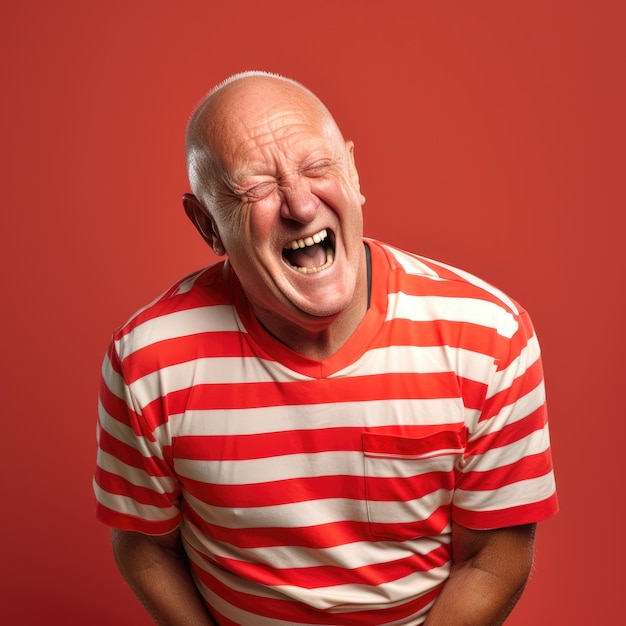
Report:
96,505,181,536
452,494,559,530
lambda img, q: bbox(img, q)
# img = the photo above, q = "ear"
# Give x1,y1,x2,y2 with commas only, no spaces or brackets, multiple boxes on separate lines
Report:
345,140,366,206
182,193,226,256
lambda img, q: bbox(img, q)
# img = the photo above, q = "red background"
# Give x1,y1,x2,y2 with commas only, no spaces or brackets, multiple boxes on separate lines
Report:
1,1,623,623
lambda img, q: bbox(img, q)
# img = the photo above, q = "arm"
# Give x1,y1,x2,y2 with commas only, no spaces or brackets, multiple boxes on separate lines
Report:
424,521,536,625
111,528,216,626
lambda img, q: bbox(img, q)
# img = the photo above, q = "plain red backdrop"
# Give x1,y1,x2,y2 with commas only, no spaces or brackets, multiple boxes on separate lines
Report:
1,1,623,623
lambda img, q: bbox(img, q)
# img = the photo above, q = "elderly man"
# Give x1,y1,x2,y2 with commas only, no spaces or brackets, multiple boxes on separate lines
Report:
94,71,557,625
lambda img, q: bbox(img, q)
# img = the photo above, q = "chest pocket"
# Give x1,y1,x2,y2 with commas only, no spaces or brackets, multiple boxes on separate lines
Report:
363,428,465,541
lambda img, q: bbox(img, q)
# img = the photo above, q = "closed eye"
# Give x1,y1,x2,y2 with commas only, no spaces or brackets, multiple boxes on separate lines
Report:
301,160,331,178
240,181,277,202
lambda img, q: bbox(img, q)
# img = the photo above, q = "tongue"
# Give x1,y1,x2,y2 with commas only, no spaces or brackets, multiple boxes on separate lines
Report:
286,243,327,269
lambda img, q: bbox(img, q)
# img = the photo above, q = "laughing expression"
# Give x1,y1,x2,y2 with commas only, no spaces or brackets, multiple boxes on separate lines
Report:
189,76,367,344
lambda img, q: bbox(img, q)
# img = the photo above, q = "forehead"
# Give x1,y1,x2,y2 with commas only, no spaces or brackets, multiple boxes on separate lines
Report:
207,80,340,177
231,113,331,170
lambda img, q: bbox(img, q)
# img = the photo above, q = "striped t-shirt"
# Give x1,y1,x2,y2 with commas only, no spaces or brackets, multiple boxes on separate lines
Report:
94,238,558,625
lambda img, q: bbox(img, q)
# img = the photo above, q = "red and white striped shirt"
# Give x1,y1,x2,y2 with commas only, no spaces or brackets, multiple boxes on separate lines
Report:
94,239,557,625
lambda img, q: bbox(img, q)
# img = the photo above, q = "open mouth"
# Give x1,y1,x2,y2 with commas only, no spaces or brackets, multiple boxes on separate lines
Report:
282,228,335,274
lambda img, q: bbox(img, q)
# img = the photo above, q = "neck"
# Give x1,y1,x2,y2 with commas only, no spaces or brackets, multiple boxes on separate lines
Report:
259,302,367,360
252,246,371,360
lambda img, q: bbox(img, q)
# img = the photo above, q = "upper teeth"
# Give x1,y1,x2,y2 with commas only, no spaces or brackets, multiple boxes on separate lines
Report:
284,229,328,250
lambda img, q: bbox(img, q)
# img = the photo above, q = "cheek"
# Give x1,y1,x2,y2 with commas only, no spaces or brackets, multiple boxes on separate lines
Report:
314,176,361,208
247,199,283,243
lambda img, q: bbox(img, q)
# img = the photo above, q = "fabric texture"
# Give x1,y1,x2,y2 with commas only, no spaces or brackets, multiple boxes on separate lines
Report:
94,239,558,625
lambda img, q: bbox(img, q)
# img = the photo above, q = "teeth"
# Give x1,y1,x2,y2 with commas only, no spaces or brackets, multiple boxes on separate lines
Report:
292,250,335,274
284,229,327,250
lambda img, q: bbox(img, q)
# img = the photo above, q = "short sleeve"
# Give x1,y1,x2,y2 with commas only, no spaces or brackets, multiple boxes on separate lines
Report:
453,308,558,529
93,340,182,535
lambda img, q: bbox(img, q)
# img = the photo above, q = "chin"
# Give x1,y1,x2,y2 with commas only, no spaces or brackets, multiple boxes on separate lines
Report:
292,294,352,320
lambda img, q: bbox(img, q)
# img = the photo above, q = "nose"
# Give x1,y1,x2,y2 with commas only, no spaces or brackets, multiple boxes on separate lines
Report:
279,179,320,223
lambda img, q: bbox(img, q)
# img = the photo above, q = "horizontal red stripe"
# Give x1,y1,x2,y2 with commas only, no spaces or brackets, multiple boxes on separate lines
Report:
123,332,260,382
121,318,512,382
183,501,376,549
181,468,455,507
95,503,180,535
458,450,555,493
365,471,456,503
363,428,463,456
145,372,461,418
366,317,500,356
458,376,489,410
213,542,450,590
369,505,451,541
389,264,516,312
174,424,463,461
99,349,159,443
99,380,132,425
114,264,230,338
470,405,547,456
94,466,179,507
494,310,537,370
480,358,544,422
452,494,559,530
97,427,172,477
190,544,442,625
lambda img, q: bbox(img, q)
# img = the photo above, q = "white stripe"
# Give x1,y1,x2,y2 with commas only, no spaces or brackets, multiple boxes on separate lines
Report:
93,481,179,521
128,342,497,410
486,334,541,399
427,260,519,314
101,352,128,402
175,450,368,484
189,543,443,622
183,487,450,530
169,397,464,436
478,382,546,435
174,439,463,485
98,398,167,460
386,293,519,339
115,305,241,356
266,565,448,611
190,568,312,626
335,345,495,381
454,472,556,511
96,449,176,493
387,248,445,278
465,424,552,473
185,491,369,529
173,272,202,295
365,489,453,525
193,534,448,572
128,355,313,407
385,245,519,315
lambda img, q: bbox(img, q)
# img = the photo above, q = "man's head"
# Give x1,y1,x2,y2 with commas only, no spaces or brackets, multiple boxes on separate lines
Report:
183,71,367,343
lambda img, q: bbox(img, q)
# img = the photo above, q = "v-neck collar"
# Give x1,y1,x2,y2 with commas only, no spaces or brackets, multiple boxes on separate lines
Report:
230,239,388,379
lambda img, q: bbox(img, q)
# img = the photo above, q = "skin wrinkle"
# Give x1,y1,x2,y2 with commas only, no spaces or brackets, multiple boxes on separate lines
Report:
183,73,367,359
187,76,343,215
106,72,550,625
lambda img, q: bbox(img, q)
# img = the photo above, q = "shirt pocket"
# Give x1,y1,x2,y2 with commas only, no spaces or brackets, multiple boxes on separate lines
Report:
363,428,465,541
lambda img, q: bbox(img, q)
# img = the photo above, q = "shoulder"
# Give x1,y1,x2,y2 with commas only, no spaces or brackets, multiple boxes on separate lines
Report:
367,238,529,341
112,260,237,360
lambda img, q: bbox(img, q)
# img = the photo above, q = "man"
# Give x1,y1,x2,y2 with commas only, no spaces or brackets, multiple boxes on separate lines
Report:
94,71,558,625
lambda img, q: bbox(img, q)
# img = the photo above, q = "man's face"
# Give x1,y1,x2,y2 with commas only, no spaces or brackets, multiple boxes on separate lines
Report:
205,81,367,335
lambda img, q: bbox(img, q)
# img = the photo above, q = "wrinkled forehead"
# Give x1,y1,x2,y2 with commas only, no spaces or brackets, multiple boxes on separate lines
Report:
202,78,342,166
